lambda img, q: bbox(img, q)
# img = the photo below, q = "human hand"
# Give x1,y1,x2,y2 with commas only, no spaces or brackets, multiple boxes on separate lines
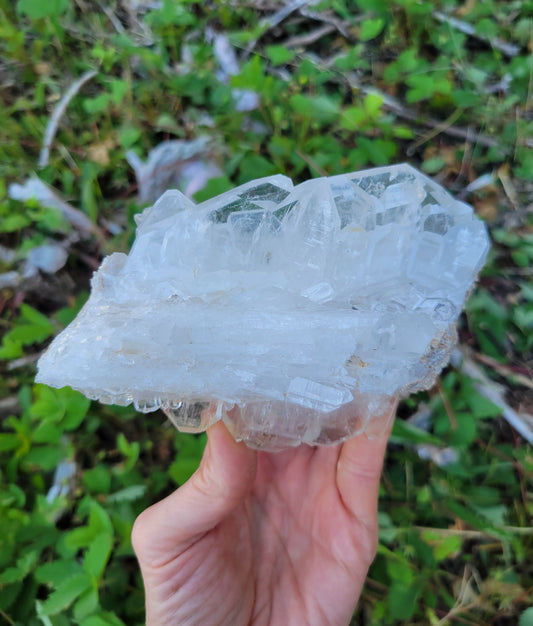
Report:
132,404,396,626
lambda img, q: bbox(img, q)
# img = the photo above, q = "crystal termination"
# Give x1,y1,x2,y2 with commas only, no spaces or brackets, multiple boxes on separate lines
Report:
37,164,490,451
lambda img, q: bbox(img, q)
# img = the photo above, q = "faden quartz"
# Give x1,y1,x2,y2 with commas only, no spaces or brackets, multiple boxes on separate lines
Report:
36,164,490,450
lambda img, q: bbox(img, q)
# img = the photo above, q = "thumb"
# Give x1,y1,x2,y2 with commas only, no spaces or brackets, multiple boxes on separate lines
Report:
336,397,397,532
132,420,257,567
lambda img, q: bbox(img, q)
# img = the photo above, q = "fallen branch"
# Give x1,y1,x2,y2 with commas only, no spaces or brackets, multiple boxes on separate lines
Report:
0,396,20,418
450,347,533,444
413,525,533,538
244,0,308,55
471,351,533,391
7,353,40,371
8,176,104,241
299,7,353,39
260,0,308,31
284,23,336,48
38,69,97,169
433,11,520,58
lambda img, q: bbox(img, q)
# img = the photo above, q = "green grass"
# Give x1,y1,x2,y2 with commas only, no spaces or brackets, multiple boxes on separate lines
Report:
1,0,532,624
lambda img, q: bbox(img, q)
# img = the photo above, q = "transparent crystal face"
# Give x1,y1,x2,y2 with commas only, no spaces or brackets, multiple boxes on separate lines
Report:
36,164,490,451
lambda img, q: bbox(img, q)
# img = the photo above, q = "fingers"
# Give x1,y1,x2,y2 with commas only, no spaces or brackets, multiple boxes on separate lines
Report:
132,421,257,567
336,399,397,532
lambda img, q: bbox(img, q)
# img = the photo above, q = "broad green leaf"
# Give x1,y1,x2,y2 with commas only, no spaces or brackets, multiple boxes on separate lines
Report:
118,126,141,150
0,581,23,613
1,304,54,353
433,535,462,561
31,385,65,423
83,533,113,580
67,501,113,551
54,291,89,327
31,386,89,429
32,422,62,444
19,303,54,329
265,45,295,66
465,390,502,419
23,445,63,471
289,94,340,123
35,560,83,586
363,93,383,119
238,155,277,183
88,501,114,536
82,94,111,115
0,483,25,508
65,526,97,551
360,18,386,41
387,556,414,585
170,433,205,485
116,433,140,469
73,587,99,621
62,389,91,430
453,89,481,108
514,307,533,331
107,484,146,503
193,176,234,203
447,412,478,447
391,419,442,446
340,106,366,129
445,501,508,539
17,0,68,18
520,607,533,626
470,504,508,525
422,157,446,174
169,457,200,485
83,466,112,494
0,433,21,452
357,136,397,165
10,551,46,580
41,572,92,616
387,582,420,621
110,79,128,105
231,55,266,91
0,565,27,584
0,336,23,359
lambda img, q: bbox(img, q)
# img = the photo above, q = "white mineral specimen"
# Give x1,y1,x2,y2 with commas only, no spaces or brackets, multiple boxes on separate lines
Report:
36,164,490,450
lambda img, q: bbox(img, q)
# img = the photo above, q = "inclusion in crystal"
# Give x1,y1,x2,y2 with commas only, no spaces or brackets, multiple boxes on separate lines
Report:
36,164,490,451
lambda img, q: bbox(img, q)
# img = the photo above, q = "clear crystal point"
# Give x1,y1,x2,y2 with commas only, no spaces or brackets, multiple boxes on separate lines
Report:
36,164,490,450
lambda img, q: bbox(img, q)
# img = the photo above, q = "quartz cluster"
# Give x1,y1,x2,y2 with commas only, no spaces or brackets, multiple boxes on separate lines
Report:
37,164,490,450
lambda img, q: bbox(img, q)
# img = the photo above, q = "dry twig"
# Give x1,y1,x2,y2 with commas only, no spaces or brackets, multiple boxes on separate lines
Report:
299,7,353,39
433,11,520,58
244,0,308,55
284,24,336,48
38,69,97,169
450,347,533,444
8,176,104,240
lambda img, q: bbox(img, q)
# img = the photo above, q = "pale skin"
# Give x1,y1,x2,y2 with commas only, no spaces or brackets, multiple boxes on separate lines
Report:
132,405,396,626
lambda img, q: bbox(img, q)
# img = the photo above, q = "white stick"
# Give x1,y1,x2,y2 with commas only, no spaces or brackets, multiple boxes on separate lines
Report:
450,348,533,444
38,69,97,169
433,11,520,58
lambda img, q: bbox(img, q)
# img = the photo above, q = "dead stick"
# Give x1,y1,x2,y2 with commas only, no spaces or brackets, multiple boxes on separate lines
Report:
38,69,97,169
450,347,533,444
